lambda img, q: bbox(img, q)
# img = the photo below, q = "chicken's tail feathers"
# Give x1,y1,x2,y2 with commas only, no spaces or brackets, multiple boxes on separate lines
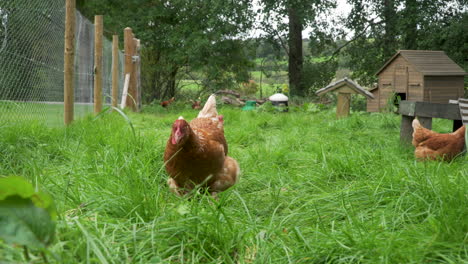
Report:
197,94,218,118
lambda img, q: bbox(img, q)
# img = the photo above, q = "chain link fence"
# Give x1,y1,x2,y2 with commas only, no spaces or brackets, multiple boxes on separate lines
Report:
0,0,124,126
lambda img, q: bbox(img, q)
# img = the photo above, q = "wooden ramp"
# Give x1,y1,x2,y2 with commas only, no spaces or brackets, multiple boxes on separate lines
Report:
458,98,468,126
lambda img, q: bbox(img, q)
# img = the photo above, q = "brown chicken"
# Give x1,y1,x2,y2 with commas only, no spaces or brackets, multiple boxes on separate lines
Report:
161,97,175,108
164,94,240,196
191,99,202,110
412,119,466,161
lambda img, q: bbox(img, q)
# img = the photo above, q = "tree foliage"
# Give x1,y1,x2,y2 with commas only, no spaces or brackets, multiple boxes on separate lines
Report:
344,0,467,86
78,0,255,102
259,0,337,96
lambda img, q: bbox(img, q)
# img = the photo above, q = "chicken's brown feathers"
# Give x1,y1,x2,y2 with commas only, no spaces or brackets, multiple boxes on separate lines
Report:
161,97,175,107
163,95,239,195
412,119,465,161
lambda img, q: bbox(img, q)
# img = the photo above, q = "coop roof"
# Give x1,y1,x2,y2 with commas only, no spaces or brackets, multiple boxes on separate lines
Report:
316,78,375,99
376,50,467,76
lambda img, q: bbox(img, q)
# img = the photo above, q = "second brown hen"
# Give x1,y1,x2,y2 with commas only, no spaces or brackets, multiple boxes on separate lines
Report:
412,119,466,161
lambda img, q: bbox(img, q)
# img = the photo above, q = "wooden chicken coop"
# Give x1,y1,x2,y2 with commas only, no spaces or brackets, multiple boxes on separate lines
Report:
367,50,466,112
316,78,374,118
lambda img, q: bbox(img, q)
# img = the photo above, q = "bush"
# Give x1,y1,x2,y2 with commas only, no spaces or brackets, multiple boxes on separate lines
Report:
301,59,338,96
238,80,259,96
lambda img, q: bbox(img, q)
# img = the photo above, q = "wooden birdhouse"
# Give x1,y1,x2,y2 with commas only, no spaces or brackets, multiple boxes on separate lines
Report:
367,50,466,112
316,78,374,118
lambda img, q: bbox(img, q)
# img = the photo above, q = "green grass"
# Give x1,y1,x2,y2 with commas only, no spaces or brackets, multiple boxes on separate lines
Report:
0,106,467,263
0,101,96,127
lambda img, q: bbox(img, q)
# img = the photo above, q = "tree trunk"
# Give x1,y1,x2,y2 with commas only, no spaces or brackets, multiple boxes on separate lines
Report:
168,68,178,98
288,6,304,96
402,0,418,49
162,67,178,99
383,0,397,59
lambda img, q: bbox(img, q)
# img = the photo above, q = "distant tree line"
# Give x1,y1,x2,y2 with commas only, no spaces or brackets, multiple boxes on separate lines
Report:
344,0,467,87
2,0,465,103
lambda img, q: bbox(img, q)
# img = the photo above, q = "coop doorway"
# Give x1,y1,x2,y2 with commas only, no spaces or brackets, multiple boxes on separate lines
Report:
393,93,406,112
394,93,406,107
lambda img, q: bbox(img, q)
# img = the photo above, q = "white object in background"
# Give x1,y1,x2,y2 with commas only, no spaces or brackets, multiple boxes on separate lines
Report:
120,73,130,109
269,93,288,102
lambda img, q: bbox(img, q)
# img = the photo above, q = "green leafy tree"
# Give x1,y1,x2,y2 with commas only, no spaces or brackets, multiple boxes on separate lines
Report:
259,0,336,96
344,0,467,87
78,0,254,102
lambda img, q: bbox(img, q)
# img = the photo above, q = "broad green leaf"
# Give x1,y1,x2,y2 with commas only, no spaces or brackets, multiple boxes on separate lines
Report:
0,175,35,200
0,176,57,220
0,176,56,249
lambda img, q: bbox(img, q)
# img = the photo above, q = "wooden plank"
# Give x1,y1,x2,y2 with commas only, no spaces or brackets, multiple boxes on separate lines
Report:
112,35,119,108
124,27,135,111
459,98,468,126
336,86,357,94
419,116,432,130
129,37,139,111
398,101,415,116
64,0,75,125
337,93,350,118
400,115,414,144
135,39,141,111
120,73,130,109
398,101,461,120
94,15,103,114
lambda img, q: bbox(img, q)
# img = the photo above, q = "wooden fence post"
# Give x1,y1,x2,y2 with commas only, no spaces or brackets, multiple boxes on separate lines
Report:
131,37,139,111
94,15,103,114
124,27,136,111
112,35,119,108
135,39,141,111
64,0,75,125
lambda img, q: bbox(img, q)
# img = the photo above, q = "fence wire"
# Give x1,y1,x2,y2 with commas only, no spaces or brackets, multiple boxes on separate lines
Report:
0,0,124,126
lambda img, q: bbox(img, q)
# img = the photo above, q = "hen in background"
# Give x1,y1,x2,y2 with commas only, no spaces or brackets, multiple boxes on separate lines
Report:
190,99,202,110
164,95,240,196
412,119,466,161
161,97,175,108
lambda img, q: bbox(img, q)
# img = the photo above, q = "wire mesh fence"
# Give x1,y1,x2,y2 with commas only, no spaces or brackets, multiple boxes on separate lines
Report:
0,0,124,126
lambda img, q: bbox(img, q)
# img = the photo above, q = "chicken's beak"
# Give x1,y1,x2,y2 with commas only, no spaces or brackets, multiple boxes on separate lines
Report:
172,128,183,145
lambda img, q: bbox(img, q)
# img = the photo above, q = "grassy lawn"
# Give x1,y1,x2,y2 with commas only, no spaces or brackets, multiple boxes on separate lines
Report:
0,101,96,127
0,105,467,263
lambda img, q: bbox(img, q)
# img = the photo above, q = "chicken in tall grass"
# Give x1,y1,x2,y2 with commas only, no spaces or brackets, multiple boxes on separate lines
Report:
164,95,240,196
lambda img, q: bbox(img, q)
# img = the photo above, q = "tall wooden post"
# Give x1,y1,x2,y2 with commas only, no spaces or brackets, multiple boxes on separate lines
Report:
64,0,75,125
94,15,103,114
337,93,351,118
124,27,136,111
136,39,141,111
112,35,119,108
131,37,139,111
